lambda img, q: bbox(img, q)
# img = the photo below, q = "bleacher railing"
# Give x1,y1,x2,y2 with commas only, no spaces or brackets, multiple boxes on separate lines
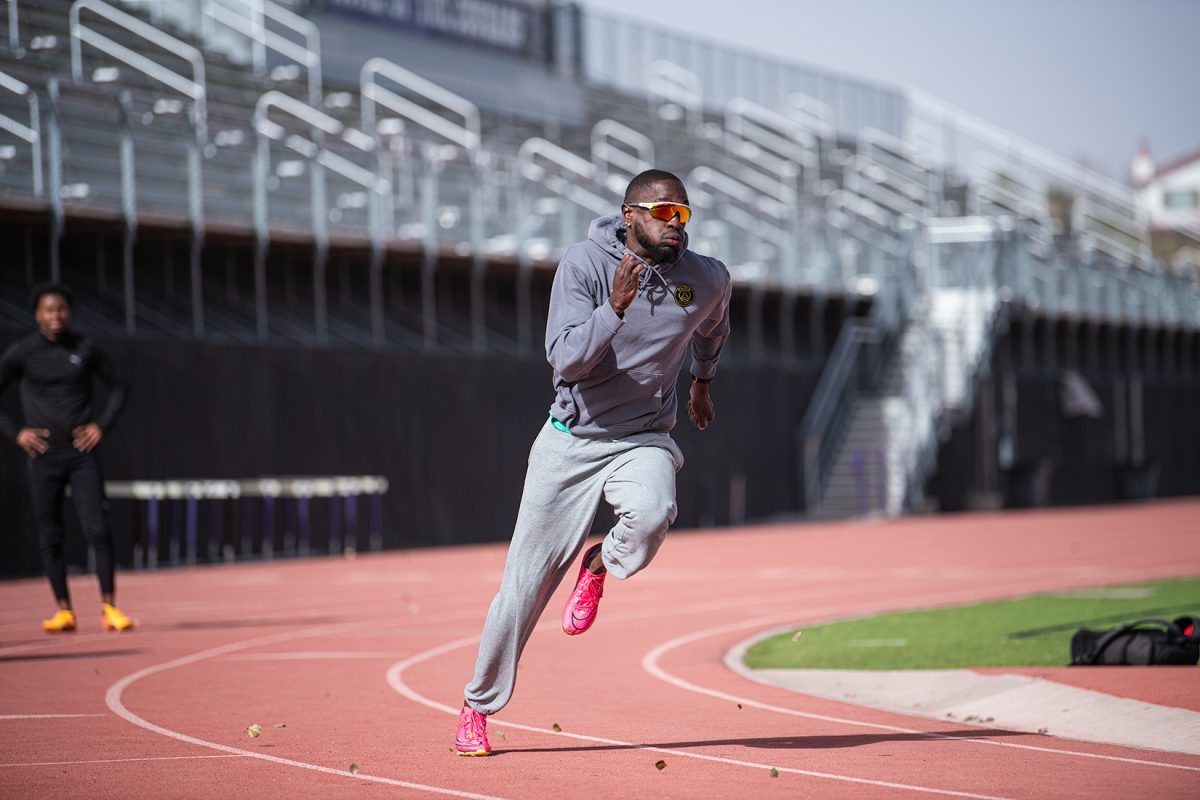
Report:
253,90,384,344
201,0,322,106
906,88,1151,267
71,0,208,335
5,0,20,53
590,118,654,195
3,8,1197,364
360,56,487,350
71,0,207,141
514,135,612,350
0,68,41,196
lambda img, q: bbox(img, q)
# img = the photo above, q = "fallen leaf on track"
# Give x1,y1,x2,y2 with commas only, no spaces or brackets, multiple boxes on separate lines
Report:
247,724,261,738
273,723,286,729
770,767,779,778
551,723,561,732
654,760,666,771
349,763,359,775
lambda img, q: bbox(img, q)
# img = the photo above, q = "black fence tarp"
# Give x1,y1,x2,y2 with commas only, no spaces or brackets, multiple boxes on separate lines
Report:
0,335,820,576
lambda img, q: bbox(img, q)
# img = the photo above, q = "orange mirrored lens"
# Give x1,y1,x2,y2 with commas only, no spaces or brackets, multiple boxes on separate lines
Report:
643,203,691,224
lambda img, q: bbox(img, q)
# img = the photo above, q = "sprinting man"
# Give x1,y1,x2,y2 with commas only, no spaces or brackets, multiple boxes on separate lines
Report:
0,284,135,634
456,169,732,755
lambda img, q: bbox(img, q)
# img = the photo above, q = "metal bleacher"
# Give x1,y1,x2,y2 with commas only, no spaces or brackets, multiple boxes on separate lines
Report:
2,0,1198,520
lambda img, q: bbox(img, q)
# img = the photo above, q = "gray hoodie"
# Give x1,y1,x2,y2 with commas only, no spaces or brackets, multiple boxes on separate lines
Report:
546,215,732,439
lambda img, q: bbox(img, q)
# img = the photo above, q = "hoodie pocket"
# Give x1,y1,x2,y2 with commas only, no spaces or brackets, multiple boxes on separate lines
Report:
572,367,664,428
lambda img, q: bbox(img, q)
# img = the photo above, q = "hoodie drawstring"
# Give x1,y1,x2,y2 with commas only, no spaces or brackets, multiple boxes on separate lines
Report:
627,253,672,312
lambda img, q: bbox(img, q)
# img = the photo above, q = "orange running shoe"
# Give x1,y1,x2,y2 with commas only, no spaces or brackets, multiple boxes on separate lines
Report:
43,609,77,633
102,603,135,632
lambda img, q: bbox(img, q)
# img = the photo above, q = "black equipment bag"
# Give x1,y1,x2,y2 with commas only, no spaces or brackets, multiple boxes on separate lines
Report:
1070,617,1199,666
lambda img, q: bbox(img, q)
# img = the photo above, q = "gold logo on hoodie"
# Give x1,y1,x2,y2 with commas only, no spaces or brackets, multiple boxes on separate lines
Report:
674,284,695,308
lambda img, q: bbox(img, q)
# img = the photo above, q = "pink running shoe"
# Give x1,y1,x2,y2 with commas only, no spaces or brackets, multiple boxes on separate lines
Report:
562,543,606,636
455,704,492,756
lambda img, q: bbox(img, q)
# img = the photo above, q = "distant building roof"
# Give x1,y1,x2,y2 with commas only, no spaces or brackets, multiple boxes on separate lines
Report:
1153,147,1200,180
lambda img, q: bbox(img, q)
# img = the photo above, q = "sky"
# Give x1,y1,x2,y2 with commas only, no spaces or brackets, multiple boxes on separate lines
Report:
573,0,1199,181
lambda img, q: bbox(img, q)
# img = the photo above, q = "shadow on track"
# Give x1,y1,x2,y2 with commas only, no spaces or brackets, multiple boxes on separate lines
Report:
0,648,144,663
167,615,344,631
496,729,1032,755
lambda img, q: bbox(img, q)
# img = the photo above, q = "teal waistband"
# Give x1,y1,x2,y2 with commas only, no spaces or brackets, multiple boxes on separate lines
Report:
549,414,572,435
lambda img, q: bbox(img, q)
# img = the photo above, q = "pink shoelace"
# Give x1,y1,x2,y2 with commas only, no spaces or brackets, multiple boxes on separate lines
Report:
574,570,605,607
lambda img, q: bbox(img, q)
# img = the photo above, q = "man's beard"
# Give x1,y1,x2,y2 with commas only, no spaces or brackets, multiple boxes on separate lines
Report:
630,219,682,265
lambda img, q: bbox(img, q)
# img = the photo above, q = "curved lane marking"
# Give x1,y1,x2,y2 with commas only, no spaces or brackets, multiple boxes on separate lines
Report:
386,628,1014,798
105,622,511,800
641,613,1200,773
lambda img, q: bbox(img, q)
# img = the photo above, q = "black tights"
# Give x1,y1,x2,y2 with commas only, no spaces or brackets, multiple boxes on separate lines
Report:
28,447,114,603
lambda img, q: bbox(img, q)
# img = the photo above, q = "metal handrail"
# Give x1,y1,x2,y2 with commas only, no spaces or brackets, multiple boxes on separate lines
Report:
825,189,908,258
855,127,941,213
511,136,614,351
202,0,322,106
253,90,385,345
725,97,818,195
798,234,916,515
360,59,483,351
253,90,384,237
972,170,1050,226
5,0,19,53
843,156,933,223
590,118,653,194
646,60,701,132
908,88,1134,208
72,0,205,333
516,137,611,217
687,165,802,285
788,93,836,142
360,57,480,153
0,68,42,196
1072,195,1150,266
799,317,875,513
908,89,1152,268
70,0,207,141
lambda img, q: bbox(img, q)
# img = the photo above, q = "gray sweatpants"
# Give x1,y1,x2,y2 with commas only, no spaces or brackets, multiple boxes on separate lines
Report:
464,419,684,715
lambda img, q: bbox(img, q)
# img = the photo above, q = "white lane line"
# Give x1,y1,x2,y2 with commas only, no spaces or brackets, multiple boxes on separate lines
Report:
2,754,248,767
385,628,1014,798
0,714,107,720
642,611,1200,773
221,651,404,661
105,622,511,800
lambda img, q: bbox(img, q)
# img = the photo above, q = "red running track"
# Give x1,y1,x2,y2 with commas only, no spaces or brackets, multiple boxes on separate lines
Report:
1,500,1197,799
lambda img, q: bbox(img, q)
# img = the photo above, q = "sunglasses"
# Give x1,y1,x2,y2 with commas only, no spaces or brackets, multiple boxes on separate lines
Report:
626,202,691,224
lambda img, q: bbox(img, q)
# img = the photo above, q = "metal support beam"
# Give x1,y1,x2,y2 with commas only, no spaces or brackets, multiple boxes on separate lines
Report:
420,147,439,350
117,90,136,335
46,78,62,281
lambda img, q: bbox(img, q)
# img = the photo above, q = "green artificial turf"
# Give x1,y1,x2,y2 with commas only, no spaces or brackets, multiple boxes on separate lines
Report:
743,576,1200,670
